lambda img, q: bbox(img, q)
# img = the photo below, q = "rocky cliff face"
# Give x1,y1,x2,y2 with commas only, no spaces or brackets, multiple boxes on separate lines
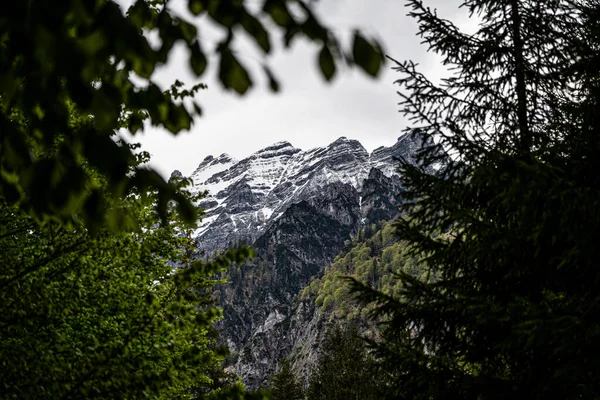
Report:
184,133,427,388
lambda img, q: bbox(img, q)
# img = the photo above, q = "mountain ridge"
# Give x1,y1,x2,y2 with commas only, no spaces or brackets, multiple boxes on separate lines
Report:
172,132,430,388
181,134,423,255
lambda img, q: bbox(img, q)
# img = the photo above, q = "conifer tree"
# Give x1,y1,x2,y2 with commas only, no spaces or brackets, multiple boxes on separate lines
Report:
306,323,381,400
351,1,600,399
270,358,305,400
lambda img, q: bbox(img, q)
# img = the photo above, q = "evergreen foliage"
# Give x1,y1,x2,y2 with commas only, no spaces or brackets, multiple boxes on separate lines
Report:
306,323,382,400
269,358,304,400
351,1,600,399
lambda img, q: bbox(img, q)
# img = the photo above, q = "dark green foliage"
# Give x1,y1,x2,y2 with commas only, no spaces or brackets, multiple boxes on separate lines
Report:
306,323,382,400
350,1,600,399
0,0,385,228
0,182,258,399
270,358,304,400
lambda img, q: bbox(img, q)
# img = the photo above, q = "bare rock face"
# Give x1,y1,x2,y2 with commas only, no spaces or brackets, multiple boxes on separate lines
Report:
170,169,183,179
179,133,431,389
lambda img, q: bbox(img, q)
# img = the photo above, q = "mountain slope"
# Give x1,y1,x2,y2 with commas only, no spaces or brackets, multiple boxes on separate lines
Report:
190,135,422,255
289,220,420,384
180,133,429,388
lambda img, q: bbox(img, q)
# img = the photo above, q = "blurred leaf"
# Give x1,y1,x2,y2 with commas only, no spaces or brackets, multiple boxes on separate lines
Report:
77,30,107,56
176,195,197,225
319,45,336,81
241,12,271,53
219,51,252,94
193,102,203,117
263,1,292,27
190,41,208,76
164,104,193,133
263,65,280,92
352,31,384,77
179,20,198,43
128,112,144,134
188,0,206,16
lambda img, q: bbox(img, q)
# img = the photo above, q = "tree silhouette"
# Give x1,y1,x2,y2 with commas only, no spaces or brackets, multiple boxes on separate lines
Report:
351,0,600,398
307,323,381,400
270,358,304,400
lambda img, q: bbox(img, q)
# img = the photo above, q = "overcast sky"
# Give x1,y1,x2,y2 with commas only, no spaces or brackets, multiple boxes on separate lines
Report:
122,0,474,178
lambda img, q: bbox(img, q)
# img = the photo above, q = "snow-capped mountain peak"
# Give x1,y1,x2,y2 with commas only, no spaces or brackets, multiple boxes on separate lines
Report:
181,133,427,250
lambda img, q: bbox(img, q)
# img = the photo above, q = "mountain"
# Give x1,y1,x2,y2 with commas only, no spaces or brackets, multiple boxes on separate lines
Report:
291,220,422,385
181,133,428,388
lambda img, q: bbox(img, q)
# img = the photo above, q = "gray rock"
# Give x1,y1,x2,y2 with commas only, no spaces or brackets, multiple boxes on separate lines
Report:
186,133,431,388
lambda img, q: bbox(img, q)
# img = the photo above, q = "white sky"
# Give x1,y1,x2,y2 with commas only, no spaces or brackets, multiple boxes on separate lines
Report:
122,0,475,178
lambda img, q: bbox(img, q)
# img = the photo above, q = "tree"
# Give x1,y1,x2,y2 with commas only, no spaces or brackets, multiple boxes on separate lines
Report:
270,358,304,400
0,167,260,399
351,0,600,399
0,1,386,397
306,323,381,400
0,0,384,228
